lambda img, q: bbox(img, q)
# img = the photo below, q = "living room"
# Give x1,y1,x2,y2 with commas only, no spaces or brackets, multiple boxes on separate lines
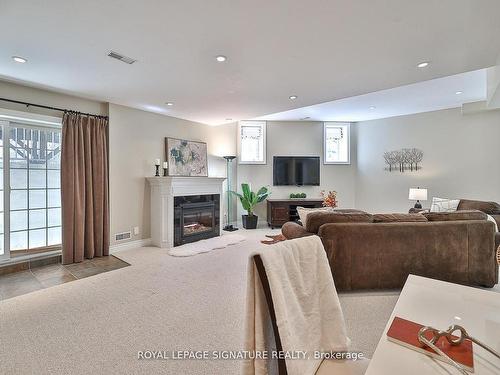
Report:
1,1,500,374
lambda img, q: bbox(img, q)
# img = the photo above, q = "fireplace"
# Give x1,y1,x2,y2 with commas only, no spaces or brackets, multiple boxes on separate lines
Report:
174,194,220,246
147,177,225,248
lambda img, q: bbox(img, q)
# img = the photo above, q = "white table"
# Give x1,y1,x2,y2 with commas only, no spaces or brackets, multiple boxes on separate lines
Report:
366,275,500,374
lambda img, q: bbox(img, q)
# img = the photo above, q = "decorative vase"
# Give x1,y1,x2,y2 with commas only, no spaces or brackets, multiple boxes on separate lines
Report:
242,214,258,229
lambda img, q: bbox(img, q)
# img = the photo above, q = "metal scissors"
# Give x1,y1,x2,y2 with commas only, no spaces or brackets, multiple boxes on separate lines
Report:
418,324,500,374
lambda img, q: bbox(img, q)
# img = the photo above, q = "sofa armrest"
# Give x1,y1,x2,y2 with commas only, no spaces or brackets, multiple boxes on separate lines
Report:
281,221,314,240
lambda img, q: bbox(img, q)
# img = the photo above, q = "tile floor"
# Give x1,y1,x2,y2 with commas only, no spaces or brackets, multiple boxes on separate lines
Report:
0,255,129,301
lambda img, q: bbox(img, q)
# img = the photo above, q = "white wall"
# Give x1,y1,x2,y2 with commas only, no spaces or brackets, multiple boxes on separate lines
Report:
0,80,238,247
236,121,357,220
108,104,236,244
4,79,500,245
355,107,500,213
0,80,107,117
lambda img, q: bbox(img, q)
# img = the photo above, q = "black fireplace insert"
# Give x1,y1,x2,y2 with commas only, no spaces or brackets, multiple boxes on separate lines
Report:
173,194,220,246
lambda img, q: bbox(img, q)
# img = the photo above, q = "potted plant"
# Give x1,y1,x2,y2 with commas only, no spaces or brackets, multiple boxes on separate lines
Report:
231,183,270,229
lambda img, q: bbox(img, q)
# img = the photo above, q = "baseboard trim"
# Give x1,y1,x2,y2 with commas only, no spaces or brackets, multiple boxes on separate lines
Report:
110,238,152,253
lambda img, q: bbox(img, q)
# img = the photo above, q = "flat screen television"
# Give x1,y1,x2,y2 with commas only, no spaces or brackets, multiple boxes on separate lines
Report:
273,156,320,186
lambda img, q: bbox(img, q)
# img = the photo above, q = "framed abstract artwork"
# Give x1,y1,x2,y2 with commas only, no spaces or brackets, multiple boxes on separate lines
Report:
165,137,208,177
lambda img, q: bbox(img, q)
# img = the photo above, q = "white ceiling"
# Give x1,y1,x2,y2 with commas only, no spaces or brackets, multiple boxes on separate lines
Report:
1,0,500,125
256,69,487,122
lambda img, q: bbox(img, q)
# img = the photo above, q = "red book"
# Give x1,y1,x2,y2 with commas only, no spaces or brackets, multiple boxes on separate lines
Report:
387,316,474,372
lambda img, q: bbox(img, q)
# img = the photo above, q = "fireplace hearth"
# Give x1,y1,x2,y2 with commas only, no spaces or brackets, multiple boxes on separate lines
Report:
174,194,220,246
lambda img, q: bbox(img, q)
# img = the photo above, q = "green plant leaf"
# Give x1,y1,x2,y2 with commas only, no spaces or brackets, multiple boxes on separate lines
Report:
256,186,270,203
241,183,251,199
229,190,243,199
240,196,251,211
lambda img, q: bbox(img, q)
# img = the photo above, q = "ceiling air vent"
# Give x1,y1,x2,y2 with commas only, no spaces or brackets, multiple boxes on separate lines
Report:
115,231,132,241
107,51,137,65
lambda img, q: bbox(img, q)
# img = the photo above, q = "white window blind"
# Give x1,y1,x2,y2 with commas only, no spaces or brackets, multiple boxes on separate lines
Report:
324,122,350,164
238,121,266,164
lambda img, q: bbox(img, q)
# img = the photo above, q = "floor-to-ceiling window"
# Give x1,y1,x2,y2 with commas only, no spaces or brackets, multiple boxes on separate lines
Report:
0,113,61,260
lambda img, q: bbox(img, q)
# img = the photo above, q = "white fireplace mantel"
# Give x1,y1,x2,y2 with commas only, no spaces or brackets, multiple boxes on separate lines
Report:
147,176,226,248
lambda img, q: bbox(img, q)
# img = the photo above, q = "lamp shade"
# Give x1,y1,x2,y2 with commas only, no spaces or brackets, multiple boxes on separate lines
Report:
409,188,428,201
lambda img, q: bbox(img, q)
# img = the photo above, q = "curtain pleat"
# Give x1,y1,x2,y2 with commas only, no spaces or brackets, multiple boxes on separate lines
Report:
61,112,109,264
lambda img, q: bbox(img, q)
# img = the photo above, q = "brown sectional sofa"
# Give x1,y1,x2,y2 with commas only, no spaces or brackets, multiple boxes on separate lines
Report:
458,199,500,249
282,200,499,290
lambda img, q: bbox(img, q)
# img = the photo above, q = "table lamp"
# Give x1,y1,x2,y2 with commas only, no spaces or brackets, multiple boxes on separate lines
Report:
409,187,428,209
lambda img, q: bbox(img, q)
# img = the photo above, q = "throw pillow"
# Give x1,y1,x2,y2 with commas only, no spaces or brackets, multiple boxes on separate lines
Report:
296,206,334,228
430,197,460,212
306,211,373,233
423,210,487,222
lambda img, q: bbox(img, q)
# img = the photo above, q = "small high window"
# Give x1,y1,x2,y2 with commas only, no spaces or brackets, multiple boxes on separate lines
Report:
324,122,350,164
238,121,266,164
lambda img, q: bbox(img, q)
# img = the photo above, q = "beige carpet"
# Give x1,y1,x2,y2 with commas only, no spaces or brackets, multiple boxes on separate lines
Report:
4,228,494,374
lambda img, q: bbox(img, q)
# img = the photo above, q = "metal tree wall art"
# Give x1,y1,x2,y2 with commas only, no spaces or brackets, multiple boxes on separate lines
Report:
384,148,423,172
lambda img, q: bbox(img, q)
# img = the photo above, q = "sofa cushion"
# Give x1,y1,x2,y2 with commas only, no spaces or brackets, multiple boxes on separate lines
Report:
306,211,373,233
373,213,428,223
423,210,487,222
458,199,500,215
296,206,334,228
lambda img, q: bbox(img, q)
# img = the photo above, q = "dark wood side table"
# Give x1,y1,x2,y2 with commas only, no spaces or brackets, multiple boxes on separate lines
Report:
266,199,323,228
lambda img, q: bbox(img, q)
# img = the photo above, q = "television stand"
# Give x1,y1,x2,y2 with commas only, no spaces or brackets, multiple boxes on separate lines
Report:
266,198,323,229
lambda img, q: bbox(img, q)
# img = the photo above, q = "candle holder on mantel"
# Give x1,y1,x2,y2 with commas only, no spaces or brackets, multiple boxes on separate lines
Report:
154,159,161,177
163,162,168,177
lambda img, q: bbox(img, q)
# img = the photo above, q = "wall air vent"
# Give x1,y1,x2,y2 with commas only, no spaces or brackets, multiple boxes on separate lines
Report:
115,231,132,241
107,51,137,65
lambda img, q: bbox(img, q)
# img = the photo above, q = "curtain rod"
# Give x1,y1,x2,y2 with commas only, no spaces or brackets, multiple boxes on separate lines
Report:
0,97,108,119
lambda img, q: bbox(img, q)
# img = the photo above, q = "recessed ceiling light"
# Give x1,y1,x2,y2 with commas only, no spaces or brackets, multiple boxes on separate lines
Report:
166,102,174,106
289,95,298,100
417,61,430,68
369,106,376,110
455,91,463,95
12,56,27,63
215,55,227,62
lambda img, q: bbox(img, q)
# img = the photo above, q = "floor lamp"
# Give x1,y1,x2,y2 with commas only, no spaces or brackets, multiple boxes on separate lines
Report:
223,156,238,231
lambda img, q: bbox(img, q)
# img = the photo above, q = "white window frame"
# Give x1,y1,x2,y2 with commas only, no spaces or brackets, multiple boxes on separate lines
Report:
0,108,62,261
237,120,267,165
323,122,350,165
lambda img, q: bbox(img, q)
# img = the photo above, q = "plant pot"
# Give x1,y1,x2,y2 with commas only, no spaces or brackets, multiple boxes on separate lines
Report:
242,214,258,229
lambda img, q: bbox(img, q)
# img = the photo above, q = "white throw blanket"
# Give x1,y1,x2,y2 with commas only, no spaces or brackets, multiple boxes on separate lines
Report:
487,214,499,232
168,234,246,256
243,235,350,375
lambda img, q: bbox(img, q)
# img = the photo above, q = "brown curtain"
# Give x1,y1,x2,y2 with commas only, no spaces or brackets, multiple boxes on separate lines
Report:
61,112,109,264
